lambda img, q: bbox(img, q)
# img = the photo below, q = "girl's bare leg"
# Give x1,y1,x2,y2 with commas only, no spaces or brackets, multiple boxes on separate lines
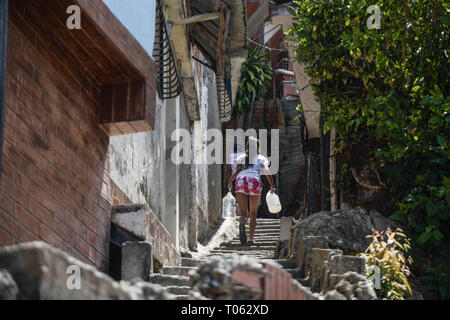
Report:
248,194,261,239
236,192,248,224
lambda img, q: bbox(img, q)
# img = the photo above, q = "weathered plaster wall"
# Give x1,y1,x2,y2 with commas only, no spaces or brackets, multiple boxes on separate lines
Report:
109,96,165,220
178,98,192,250
191,55,223,242
109,93,192,251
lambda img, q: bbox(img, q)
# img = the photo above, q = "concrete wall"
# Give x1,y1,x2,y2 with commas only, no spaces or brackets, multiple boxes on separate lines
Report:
190,52,223,243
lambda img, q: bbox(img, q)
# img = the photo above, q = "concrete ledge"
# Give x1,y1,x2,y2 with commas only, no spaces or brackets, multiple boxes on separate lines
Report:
111,204,181,267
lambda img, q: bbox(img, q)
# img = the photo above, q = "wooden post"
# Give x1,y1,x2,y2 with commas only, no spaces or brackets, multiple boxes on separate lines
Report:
329,127,337,211
169,12,220,25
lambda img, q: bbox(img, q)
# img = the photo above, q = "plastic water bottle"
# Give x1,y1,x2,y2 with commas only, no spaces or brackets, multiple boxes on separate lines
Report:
222,192,236,220
266,191,282,214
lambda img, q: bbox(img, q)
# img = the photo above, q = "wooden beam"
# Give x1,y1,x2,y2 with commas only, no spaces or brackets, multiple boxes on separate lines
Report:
216,8,230,77
169,12,220,25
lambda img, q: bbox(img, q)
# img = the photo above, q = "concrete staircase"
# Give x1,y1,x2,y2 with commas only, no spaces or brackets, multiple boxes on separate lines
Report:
150,218,283,300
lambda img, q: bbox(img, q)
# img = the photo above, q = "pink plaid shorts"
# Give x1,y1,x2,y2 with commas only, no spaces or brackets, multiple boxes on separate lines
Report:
235,176,262,195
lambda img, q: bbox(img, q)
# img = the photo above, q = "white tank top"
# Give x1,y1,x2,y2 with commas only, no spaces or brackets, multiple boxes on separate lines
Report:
236,154,270,181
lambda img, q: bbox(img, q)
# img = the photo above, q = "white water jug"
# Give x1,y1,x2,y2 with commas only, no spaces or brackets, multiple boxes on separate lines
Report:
222,192,237,220
266,191,282,214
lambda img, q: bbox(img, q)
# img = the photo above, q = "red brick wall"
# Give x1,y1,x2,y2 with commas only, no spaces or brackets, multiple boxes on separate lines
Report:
0,4,112,270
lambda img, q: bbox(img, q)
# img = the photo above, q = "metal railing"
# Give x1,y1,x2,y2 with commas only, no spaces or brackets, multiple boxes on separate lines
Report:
153,0,182,99
216,75,233,122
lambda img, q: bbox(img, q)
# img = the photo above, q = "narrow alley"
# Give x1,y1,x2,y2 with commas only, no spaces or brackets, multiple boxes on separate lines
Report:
0,0,447,305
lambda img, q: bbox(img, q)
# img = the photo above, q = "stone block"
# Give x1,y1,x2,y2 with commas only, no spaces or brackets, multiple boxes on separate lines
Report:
0,269,19,300
111,204,181,267
320,250,343,294
295,236,329,277
121,241,153,281
328,255,366,276
308,248,341,292
280,216,294,241
111,204,149,240
328,272,377,300
274,240,289,259
0,242,142,299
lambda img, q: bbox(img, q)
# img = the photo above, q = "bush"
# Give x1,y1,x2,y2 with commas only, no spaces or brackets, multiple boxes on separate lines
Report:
287,0,449,298
361,228,413,300
234,47,272,113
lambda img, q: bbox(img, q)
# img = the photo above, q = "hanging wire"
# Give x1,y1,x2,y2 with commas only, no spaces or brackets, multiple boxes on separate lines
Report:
153,0,182,99
247,37,288,52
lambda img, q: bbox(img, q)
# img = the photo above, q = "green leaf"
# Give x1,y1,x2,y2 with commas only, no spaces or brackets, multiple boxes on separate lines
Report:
439,16,450,26
426,199,439,216
418,231,431,243
437,136,446,147
340,33,352,41
433,230,444,241
390,212,407,222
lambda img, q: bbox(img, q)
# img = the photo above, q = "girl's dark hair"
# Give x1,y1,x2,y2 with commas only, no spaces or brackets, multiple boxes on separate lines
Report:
243,136,259,170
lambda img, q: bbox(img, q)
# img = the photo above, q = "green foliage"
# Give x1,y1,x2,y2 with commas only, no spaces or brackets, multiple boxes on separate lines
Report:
288,0,450,297
235,47,272,112
361,228,413,300
421,264,450,299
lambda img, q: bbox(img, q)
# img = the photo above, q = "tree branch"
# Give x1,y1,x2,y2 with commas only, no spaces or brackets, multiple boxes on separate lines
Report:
351,167,385,190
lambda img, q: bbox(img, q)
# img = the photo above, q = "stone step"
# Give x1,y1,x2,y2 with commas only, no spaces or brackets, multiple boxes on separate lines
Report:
268,259,296,269
166,285,191,295
246,226,280,231
294,278,310,287
182,258,204,267
174,295,190,300
210,251,275,258
148,274,190,287
234,233,280,238
218,243,275,250
250,223,281,228
162,266,197,277
247,225,280,231
222,241,277,246
208,250,274,256
284,268,302,278
231,235,279,241
247,230,280,237
211,246,275,253
230,238,279,243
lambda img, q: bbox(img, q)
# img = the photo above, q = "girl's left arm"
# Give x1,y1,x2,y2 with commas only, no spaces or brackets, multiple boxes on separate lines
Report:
262,161,275,193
